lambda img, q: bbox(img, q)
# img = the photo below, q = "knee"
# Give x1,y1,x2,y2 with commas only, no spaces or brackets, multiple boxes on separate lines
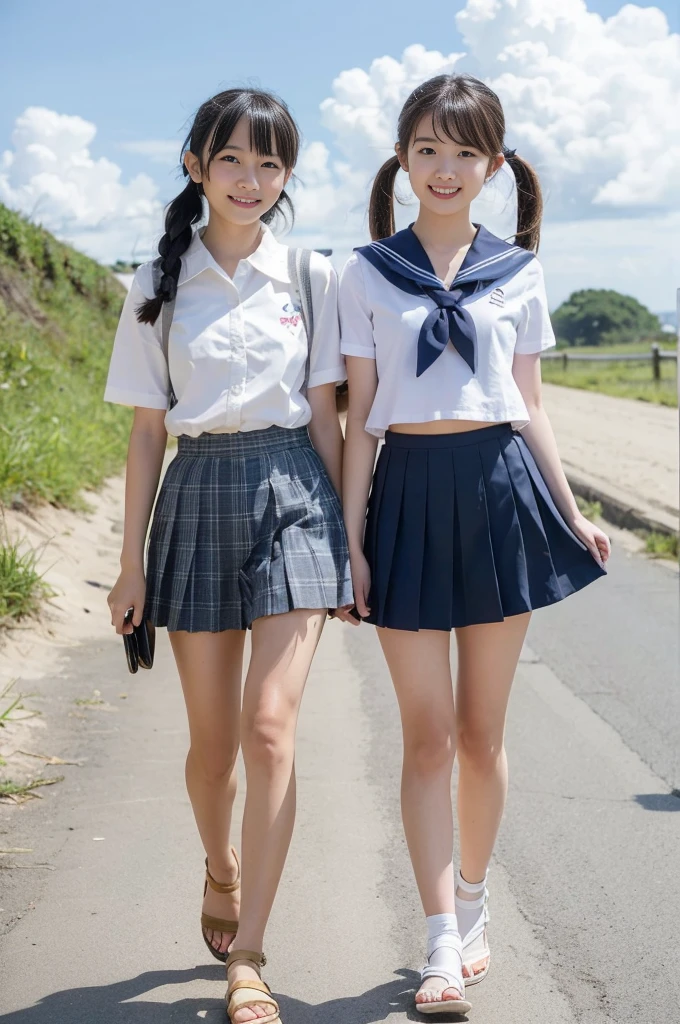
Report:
456,724,504,776
241,713,293,774
403,723,455,778
187,742,239,785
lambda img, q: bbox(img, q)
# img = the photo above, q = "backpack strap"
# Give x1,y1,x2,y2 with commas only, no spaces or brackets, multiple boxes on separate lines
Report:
287,247,314,393
151,257,177,408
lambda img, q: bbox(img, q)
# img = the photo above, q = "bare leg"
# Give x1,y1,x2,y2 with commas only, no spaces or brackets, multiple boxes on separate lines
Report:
228,609,325,1024
377,626,467,1008
170,629,246,956
455,612,531,977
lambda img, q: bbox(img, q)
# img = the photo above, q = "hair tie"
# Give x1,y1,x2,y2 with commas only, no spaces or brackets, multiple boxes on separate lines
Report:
503,146,517,159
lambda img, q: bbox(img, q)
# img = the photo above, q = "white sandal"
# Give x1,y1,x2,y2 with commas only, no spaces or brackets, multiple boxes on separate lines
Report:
455,870,491,987
417,930,473,1016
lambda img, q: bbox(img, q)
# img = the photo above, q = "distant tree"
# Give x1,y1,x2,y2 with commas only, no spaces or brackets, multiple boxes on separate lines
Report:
551,289,661,347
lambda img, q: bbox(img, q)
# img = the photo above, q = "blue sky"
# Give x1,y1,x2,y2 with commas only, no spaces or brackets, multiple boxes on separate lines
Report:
2,0,678,196
1,1,679,310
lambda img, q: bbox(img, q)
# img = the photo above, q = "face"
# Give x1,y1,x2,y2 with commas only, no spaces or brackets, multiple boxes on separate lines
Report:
397,114,503,219
184,115,292,225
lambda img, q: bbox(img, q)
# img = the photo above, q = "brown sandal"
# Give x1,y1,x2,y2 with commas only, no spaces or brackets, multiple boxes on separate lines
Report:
201,847,240,963
226,949,281,1024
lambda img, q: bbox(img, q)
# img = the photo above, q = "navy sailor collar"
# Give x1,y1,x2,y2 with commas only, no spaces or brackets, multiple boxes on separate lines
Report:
355,224,535,376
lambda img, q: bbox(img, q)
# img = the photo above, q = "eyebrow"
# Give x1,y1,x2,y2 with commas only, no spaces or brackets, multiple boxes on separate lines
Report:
220,144,280,158
413,136,475,148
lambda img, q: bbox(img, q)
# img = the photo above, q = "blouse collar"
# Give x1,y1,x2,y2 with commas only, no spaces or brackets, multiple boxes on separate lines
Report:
179,223,290,287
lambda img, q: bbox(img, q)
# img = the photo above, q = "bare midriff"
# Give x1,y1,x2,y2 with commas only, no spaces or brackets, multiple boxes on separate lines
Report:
388,419,502,435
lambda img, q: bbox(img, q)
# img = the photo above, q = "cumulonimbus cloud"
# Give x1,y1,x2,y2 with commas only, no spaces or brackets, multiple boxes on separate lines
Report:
0,107,163,262
293,0,680,245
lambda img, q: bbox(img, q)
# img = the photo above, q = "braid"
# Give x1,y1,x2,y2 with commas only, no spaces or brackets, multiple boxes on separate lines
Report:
136,180,204,325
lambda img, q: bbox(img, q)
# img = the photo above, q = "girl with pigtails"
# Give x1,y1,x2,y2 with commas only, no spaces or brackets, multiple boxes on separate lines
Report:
340,73,609,1015
105,88,353,1024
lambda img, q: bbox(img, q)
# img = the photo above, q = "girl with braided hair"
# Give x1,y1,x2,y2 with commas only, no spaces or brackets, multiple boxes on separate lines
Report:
105,88,353,1024
340,73,609,1015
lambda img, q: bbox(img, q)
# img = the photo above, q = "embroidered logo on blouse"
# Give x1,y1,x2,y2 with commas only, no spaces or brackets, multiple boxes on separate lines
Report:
280,301,302,331
489,287,505,307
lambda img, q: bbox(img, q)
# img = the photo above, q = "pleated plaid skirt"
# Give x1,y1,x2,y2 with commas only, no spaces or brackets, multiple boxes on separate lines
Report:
145,426,353,632
363,423,606,631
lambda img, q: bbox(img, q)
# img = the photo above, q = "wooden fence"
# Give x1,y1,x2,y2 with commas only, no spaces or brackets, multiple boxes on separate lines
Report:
542,343,677,381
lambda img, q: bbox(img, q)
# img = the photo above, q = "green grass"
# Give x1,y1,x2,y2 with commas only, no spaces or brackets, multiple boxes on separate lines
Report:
644,531,679,560
0,776,63,799
0,539,53,621
575,496,603,521
543,341,678,406
0,203,132,508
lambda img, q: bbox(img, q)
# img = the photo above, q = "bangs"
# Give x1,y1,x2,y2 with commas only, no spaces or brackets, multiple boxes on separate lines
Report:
204,92,299,170
429,93,496,154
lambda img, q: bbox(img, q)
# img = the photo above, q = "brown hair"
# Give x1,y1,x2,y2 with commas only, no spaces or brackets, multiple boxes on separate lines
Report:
137,88,300,325
368,73,542,251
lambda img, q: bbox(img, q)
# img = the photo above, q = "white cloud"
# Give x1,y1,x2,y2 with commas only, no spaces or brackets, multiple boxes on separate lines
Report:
119,139,182,165
288,0,680,309
0,107,163,263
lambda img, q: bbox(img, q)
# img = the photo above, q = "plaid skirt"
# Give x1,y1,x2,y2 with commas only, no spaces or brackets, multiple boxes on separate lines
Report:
145,426,353,632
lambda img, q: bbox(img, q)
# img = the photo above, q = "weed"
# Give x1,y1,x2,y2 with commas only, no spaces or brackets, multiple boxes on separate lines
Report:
644,531,679,560
0,776,64,800
575,496,603,521
0,538,53,622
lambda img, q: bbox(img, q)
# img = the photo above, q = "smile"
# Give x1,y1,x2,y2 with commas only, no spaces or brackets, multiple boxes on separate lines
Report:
428,185,461,198
228,195,261,206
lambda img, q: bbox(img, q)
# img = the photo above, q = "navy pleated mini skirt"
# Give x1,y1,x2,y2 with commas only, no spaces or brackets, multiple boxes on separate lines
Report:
363,423,606,631
145,426,353,632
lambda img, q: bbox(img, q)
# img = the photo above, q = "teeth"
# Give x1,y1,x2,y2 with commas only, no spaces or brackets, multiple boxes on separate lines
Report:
431,186,460,194
231,196,259,204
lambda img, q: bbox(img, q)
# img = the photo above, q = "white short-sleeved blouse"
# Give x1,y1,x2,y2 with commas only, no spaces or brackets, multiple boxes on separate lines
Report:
339,251,556,438
104,225,345,437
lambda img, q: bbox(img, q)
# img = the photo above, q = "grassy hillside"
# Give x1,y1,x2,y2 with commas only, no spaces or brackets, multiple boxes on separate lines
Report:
0,203,131,509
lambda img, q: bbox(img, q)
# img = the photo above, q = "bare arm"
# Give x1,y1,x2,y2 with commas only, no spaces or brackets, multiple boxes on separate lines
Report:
342,356,379,617
513,353,610,567
307,383,344,495
107,407,168,632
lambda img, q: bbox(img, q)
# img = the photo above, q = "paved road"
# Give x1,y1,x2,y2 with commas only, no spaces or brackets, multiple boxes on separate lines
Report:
0,542,678,1024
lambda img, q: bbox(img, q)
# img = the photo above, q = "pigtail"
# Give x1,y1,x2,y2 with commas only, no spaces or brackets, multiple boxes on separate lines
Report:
136,179,204,325
369,155,401,241
504,151,543,253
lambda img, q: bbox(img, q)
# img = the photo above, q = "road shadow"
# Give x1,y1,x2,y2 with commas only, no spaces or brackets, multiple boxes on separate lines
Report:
634,792,680,812
0,965,471,1024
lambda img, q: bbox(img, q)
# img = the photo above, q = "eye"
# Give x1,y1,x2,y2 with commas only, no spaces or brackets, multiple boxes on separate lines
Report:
418,147,436,156
262,160,280,169
220,154,238,163
459,150,477,158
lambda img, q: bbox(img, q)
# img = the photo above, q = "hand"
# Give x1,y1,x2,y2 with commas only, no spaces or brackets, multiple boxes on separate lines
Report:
108,567,146,634
571,514,610,569
334,604,361,626
349,551,372,619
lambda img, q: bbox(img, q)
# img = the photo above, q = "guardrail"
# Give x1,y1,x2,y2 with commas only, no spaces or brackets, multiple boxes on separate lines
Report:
542,343,677,381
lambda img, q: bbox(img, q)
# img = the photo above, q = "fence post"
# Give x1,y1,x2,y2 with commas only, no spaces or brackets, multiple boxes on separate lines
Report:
651,343,661,381
562,351,569,371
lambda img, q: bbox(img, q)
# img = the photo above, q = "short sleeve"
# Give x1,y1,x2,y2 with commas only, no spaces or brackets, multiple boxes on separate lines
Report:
514,261,557,355
339,254,375,359
104,266,170,409
306,253,346,389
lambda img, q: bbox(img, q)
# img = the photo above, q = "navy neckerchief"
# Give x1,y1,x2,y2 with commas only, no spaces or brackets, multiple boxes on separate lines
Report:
355,224,535,376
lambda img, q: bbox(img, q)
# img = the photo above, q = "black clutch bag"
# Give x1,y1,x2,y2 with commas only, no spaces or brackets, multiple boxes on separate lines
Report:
122,608,155,674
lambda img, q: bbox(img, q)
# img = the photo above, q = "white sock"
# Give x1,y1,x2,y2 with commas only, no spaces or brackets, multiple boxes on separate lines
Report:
426,913,460,973
455,872,487,942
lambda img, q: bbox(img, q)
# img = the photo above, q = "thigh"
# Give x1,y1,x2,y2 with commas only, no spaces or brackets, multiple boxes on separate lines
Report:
242,610,326,728
377,627,455,732
170,630,246,754
454,613,531,738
